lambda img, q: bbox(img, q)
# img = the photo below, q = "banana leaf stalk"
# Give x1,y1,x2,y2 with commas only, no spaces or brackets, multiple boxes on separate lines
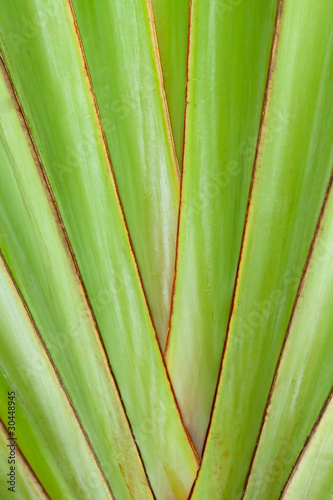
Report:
0,57,153,499
190,0,333,496
281,389,333,499
72,0,180,344
0,254,113,499
150,0,189,164
1,0,333,498
0,1,198,497
165,0,279,454
243,174,333,499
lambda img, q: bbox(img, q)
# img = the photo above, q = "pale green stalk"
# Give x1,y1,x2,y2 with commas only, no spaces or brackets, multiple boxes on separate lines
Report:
151,0,189,163
191,0,333,496
72,0,180,344
0,56,153,500
281,392,333,499
0,1,198,496
165,0,278,453
0,255,112,499
244,177,333,499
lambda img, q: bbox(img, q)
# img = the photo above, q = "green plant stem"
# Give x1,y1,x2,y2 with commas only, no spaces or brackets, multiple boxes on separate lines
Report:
150,0,189,164
0,1,198,497
165,0,278,454
191,0,333,497
72,0,180,344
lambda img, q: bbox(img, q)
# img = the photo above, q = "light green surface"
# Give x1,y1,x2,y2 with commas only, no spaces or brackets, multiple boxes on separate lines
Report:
244,180,333,498
0,420,48,500
0,256,112,499
72,0,180,344
165,0,278,454
192,0,333,497
0,1,198,497
0,60,152,499
151,0,189,164
281,394,333,500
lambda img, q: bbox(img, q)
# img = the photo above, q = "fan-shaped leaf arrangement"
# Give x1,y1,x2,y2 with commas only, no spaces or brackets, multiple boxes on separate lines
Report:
0,0,332,498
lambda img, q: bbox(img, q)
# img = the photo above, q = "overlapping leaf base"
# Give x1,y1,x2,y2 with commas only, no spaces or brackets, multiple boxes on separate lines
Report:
0,0,333,498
